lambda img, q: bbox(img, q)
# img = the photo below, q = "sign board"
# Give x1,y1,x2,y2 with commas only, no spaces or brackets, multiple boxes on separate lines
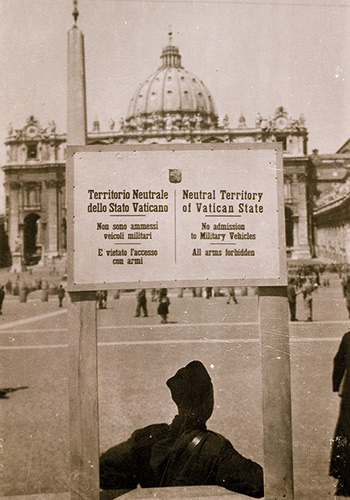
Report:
67,143,286,290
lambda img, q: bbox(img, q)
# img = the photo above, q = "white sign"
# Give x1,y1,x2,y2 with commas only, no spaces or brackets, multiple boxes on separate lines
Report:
67,144,287,290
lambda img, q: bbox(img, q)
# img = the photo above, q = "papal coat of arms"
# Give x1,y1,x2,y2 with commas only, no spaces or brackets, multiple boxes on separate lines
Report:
169,169,182,183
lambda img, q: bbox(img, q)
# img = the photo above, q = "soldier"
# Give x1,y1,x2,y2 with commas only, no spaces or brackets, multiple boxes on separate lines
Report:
100,360,264,497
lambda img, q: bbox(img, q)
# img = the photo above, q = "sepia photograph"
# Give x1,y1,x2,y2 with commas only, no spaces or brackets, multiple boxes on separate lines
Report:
1,0,350,499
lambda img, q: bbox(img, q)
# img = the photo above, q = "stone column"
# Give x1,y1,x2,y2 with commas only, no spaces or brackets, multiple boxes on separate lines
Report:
45,180,58,257
8,182,21,252
292,173,311,259
346,225,350,263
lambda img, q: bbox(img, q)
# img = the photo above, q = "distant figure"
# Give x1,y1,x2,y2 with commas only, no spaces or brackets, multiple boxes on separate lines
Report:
287,278,297,321
151,288,158,302
157,288,170,323
342,276,348,297
135,289,148,317
99,360,264,497
5,280,12,294
205,287,212,299
345,277,350,319
57,285,65,308
0,286,5,314
97,290,107,310
301,277,314,322
103,290,108,309
227,287,238,305
330,331,350,496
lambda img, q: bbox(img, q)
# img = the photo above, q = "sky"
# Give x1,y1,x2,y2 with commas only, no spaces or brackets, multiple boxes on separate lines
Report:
1,0,350,211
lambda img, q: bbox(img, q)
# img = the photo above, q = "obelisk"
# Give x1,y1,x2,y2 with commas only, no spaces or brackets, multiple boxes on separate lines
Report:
67,3,100,500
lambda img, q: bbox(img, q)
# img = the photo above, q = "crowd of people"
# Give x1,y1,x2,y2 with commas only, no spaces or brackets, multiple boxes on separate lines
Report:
1,262,350,323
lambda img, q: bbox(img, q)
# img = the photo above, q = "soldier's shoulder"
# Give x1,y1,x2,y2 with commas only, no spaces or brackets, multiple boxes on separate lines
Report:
205,430,230,446
133,423,169,442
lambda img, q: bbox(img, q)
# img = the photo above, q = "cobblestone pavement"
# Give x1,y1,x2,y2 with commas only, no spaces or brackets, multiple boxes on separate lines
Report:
0,271,349,499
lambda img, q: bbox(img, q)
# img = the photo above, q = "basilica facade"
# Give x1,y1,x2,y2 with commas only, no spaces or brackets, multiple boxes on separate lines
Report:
2,38,315,265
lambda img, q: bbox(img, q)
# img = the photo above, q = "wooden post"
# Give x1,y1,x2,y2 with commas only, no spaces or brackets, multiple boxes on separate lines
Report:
68,292,99,499
258,286,294,500
67,9,100,500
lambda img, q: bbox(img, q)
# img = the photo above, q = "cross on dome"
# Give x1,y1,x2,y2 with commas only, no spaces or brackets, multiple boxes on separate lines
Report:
73,0,79,25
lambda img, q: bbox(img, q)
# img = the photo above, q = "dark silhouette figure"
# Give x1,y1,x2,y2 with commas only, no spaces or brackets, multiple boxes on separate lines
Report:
100,360,264,497
301,277,314,322
135,289,148,317
287,278,297,321
0,286,4,314
227,287,238,304
330,331,350,496
157,288,170,323
0,386,29,399
345,277,350,319
97,290,107,309
58,285,65,308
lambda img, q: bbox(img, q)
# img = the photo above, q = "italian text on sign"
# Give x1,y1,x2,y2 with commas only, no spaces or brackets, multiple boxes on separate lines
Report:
67,144,286,290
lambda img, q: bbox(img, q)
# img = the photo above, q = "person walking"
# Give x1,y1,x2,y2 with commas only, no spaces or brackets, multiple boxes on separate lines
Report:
135,289,148,317
227,287,238,304
301,277,314,322
57,285,65,308
157,288,170,323
287,278,297,321
330,331,350,497
99,360,264,497
103,290,108,309
344,276,350,319
0,286,5,314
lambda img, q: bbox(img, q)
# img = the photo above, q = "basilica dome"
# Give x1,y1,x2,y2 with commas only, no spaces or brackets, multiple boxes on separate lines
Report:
124,37,218,131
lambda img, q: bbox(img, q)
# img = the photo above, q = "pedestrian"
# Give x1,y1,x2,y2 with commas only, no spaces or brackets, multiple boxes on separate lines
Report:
99,360,264,498
287,278,297,321
96,290,106,309
301,277,314,322
330,331,350,497
205,287,212,299
157,288,170,323
227,287,238,304
103,290,108,309
345,277,350,319
5,279,12,294
57,285,65,308
135,289,148,317
342,275,348,298
0,286,5,314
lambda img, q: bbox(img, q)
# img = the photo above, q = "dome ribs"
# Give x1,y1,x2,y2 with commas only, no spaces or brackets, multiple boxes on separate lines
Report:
124,40,218,132
145,69,161,115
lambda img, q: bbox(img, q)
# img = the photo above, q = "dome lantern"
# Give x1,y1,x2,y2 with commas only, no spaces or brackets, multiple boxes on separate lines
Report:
160,31,182,69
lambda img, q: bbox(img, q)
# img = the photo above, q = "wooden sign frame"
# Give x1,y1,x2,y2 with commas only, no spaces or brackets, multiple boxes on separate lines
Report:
67,143,294,500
